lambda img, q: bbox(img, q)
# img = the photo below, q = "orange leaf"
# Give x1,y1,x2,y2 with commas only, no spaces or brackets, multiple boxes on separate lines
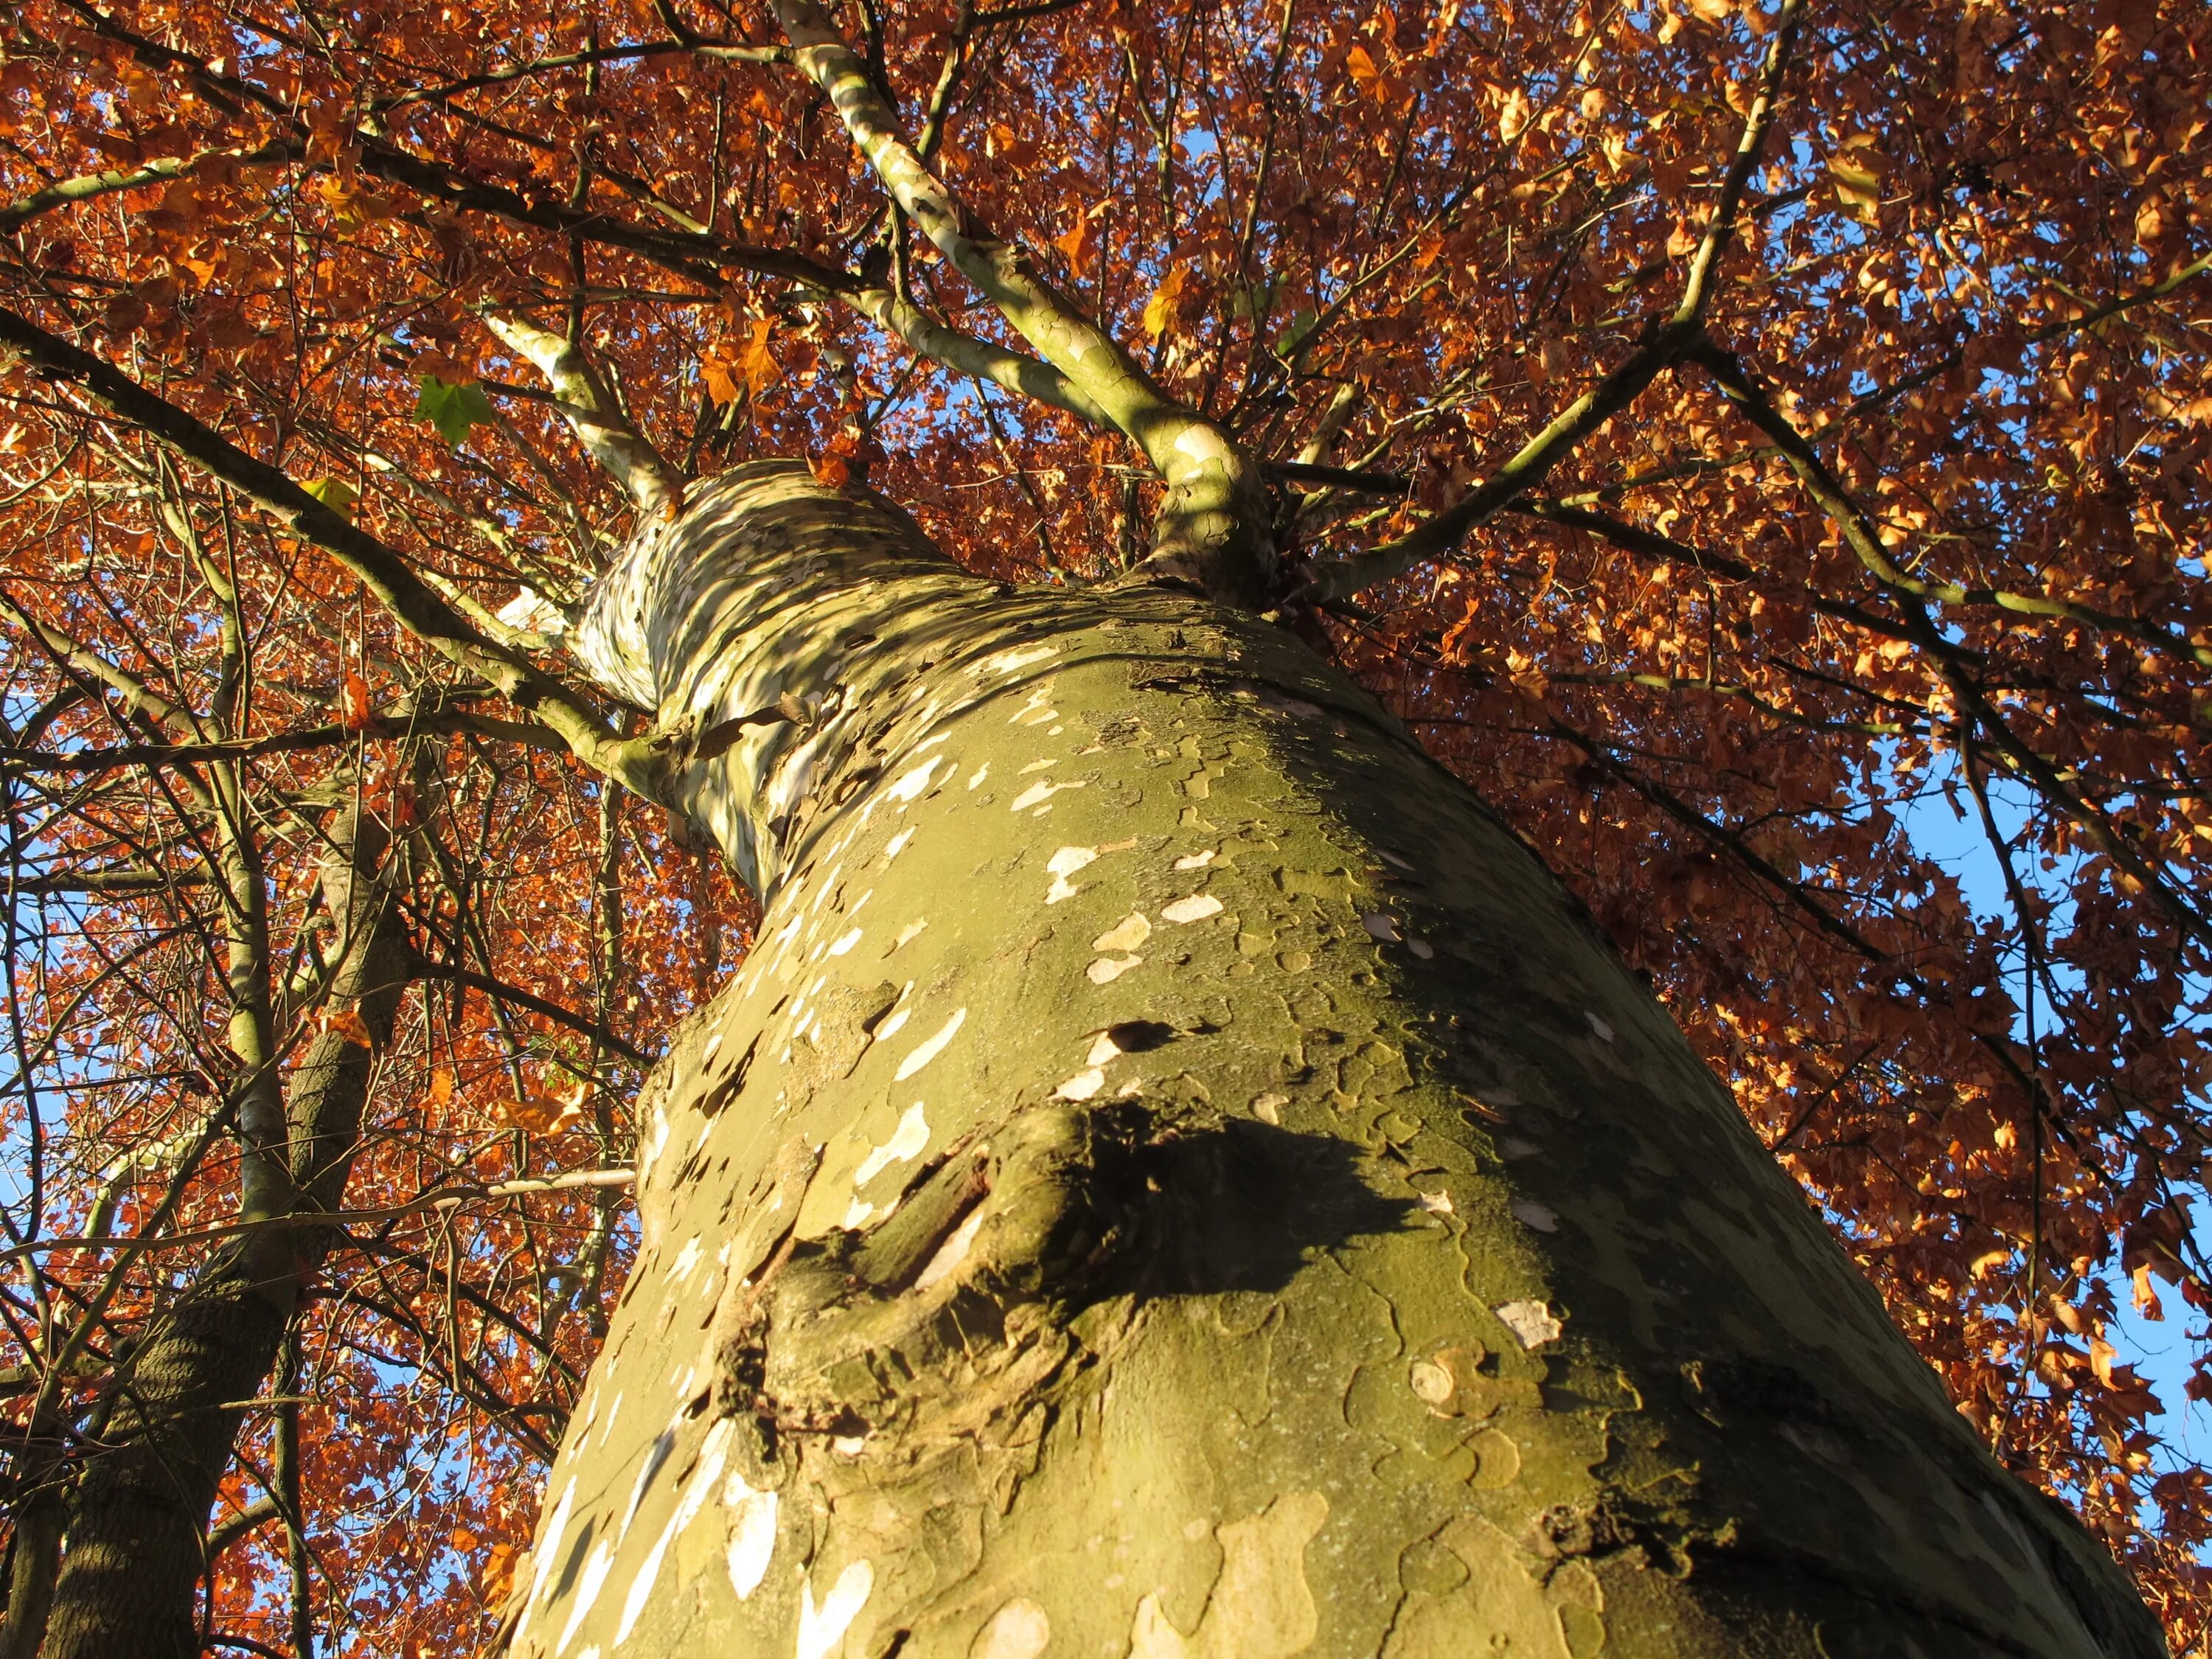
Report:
317,1006,375,1048
1141,263,1189,338
1053,212,1095,276
339,672,374,731
740,316,779,396
427,1067,454,1107
500,1086,589,1135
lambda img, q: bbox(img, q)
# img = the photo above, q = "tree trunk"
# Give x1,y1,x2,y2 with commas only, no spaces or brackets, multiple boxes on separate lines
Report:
512,462,2159,1659
42,811,414,1659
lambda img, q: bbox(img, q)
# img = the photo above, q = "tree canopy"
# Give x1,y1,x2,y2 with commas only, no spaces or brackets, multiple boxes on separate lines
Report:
0,0,2205,1649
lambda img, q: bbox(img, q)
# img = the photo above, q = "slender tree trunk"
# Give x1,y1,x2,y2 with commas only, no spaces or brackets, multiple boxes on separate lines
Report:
41,812,413,1659
518,459,2156,1658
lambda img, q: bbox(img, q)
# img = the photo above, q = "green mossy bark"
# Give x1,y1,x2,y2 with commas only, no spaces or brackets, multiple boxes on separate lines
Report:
513,463,2160,1659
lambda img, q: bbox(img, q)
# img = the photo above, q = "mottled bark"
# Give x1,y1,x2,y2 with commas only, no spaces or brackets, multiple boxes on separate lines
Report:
41,813,414,1659
515,462,2158,1659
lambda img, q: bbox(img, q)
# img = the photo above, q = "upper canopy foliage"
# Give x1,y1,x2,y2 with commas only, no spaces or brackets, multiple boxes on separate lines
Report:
0,0,2205,1647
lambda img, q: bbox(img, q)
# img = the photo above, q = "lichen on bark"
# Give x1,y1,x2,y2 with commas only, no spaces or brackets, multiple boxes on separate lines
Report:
507,462,2161,1659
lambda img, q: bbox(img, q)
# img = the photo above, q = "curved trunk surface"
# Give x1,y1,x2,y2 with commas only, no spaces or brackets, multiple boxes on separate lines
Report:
509,462,2159,1659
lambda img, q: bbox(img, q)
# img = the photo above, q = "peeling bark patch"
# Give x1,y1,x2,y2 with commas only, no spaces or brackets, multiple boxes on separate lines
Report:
613,1418,734,1644
970,1596,1051,1658
1509,1198,1559,1233
1161,894,1223,925
1495,1299,1563,1348
1087,955,1143,984
796,1559,874,1659
1585,1012,1615,1043
982,644,1059,675
1129,1491,1328,1658
722,1473,779,1599
1172,849,1217,870
1417,1189,1453,1214
555,1540,613,1654
914,1202,987,1291
883,827,916,860
1360,912,1401,943
1056,1068,1106,1102
1251,1093,1287,1125
1093,913,1151,952
1046,844,1098,902
893,1009,966,1080
886,756,943,804
854,1103,931,1187
1012,778,1084,812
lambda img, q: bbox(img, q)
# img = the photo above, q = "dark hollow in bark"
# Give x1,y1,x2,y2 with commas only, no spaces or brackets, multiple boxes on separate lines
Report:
518,460,2160,1658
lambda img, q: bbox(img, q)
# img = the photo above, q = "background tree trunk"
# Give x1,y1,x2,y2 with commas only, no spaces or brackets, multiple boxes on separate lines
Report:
41,811,414,1659
509,462,2160,1658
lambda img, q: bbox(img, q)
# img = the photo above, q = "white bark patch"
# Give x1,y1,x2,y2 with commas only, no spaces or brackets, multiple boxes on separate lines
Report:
1418,1189,1454,1215
826,928,863,958
512,1477,577,1645
1251,1093,1287,1125
982,644,1059,675
1045,844,1098,903
1496,1299,1563,1348
796,1560,874,1659
620,1425,679,1540
1408,938,1435,959
966,764,990,790
1586,1011,1615,1043
669,1237,703,1283
1011,778,1084,813
882,828,916,861
894,1009,966,1080
914,1203,987,1291
722,1474,779,1599
1018,757,1056,773
1092,913,1151,952
854,1103,931,1186
1085,1031,1127,1067
1172,849,1217,870
1009,687,1060,726
1127,1491,1328,1659
614,1420,733,1644
973,1599,1052,1659
872,1006,911,1043
556,1539,613,1653
1360,911,1401,943
1161,893,1223,925
1509,1198,1558,1233
1086,955,1143,984
1498,1138,1540,1160
1409,1360,1455,1404
1055,1068,1106,1101
889,922,926,953
886,756,942,804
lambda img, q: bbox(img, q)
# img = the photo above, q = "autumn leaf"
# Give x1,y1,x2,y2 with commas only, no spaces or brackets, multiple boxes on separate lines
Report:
701,352,740,406
740,316,779,396
412,374,497,445
1053,212,1096,276
500,1086,589,1135
316,1006,376,1048
1141,264,1190,338
301,477,358,520
427,1068,454,1107
1827,136,1884,225
338,671,374,731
